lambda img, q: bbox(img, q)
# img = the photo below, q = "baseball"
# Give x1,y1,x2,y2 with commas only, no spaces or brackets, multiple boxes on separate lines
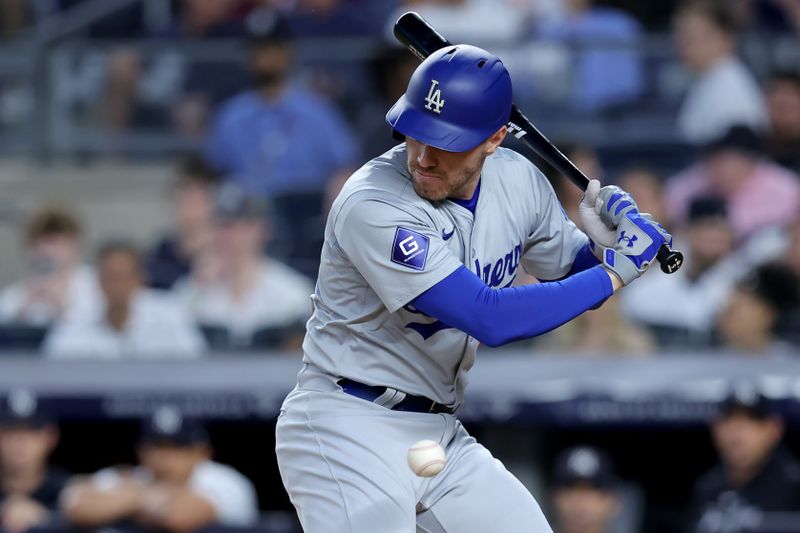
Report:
407,440,446,477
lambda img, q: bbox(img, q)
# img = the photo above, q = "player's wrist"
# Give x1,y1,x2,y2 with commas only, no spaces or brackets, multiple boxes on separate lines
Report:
600,266,624,291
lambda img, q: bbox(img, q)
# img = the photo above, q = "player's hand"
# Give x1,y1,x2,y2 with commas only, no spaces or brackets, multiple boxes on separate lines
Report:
0,495,49,533
595,212,672,286
579,179,617,248
595,184,639,230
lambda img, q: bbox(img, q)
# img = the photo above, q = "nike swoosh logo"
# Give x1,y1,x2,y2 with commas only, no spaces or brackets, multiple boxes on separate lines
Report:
442,227,455,241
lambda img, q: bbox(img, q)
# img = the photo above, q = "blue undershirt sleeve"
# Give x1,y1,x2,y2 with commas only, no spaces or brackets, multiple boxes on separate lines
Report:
568,242,601,276
411,264,613,347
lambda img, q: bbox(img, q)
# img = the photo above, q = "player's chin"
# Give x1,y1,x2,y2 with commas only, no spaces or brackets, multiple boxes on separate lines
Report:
413,182,448,202
412,176,448,202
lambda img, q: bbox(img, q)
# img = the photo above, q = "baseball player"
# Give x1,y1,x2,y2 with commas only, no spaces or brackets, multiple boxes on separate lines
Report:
276,44,671,532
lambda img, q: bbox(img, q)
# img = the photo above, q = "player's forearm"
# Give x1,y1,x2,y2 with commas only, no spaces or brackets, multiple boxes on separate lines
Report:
136,486,217,533
61,483,142,527
412,265,613,347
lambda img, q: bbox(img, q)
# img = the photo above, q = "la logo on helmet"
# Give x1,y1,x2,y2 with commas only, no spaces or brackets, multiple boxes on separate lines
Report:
424,79,445,114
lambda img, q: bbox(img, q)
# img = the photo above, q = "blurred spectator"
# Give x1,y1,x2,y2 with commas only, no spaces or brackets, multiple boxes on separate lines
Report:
674,0,767,144
168,0,254,137
206,13,358,200
534,0,645,113
551,446,622,533
716,263,800,354
357,46,419,159
170,0,246,38
0,207,101,327
0,390,67,533
0,0,30,40
206,12,357,271
621,197,738,347
102,0,249,137
286,0,396,38
688,384,800,532
540,296,655,355
61,406,257,532
665,125,800,240
386,0,529,45
784,220,800,276
617,167,668,225
779,221,800,345
730,0,800,33
174,184,313,349
44,241,205,359
146,156,219,290
554,144,603,227
764,70,800,173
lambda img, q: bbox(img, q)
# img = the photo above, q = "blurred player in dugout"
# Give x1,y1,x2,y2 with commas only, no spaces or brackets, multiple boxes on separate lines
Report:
0,390,68,533
61,406,257,532
688,384,800,533
550,446,623,533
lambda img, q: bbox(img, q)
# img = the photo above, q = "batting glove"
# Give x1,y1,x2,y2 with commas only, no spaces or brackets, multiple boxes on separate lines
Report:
593,212,673,286
579,180,617,248
596,185,639,230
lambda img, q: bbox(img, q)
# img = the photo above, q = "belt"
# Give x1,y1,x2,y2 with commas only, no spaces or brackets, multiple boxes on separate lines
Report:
338,378,457,415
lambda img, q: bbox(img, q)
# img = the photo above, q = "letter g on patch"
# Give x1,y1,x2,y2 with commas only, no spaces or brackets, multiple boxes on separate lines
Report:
391,227,429,271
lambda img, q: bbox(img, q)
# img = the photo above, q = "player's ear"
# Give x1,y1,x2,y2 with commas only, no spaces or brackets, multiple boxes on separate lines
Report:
484,126,507,155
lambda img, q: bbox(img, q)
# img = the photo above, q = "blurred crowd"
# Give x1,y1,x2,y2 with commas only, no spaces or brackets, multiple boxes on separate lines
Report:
0,0,796,357
0,3,797,532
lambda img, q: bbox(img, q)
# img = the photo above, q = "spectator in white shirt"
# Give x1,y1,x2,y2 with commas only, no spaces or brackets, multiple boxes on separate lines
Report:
61,406,258,532
44,242,205,359
0,207,101,327
175,184,313,349
674,0,767,144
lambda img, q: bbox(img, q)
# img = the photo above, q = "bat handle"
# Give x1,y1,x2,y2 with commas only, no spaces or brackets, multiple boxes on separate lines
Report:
656,245,684,274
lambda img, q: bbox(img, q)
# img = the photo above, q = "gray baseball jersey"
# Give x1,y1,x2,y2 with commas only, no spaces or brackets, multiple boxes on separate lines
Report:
302,143,587,406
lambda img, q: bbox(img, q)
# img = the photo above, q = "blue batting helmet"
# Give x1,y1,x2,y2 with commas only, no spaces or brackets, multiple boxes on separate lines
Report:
386,44,513,152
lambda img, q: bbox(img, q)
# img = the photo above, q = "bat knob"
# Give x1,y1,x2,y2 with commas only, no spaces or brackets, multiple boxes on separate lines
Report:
656,246,684,274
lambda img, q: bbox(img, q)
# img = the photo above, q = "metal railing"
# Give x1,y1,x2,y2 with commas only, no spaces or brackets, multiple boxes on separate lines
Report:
0,0,796,161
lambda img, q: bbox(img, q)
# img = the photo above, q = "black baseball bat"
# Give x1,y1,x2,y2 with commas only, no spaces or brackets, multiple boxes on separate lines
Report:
393,11,684,275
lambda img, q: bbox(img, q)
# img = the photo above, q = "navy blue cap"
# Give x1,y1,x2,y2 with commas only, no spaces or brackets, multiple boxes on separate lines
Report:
719,381,773,420
139,406,208,446
687,196,728,223
0,389,53,428
704,125,764,157
553,446,617,490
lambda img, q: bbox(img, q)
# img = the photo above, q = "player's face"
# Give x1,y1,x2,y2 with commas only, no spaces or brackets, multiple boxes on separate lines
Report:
717,289,775,350
553,485,618,533
406,127,507,202
0,426,58,474
674,10,730,73
99,252,142,307
215,218,263,259
174,182,214,230
712,411,783,474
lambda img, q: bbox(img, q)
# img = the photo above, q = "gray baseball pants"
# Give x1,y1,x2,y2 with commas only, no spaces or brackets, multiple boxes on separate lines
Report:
275,367,553,533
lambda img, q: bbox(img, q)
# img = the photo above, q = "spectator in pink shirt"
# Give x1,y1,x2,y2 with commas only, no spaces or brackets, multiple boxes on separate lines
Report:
665,125,800,241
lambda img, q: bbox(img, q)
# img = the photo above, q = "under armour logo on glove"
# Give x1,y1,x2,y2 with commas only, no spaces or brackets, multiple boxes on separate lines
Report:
617,231,638,248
